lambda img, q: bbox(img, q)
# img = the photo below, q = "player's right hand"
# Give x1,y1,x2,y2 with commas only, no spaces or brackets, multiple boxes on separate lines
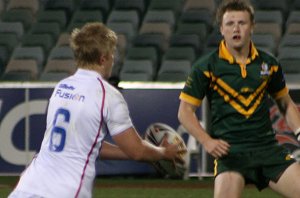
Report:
203,137,230,159
160,134,187,164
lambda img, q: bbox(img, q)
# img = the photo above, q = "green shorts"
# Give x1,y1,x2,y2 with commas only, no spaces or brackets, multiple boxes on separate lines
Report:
214,144,296,190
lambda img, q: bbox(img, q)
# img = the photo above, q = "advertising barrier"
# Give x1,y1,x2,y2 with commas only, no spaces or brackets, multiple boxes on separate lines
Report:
1,83,299,177
0,83,202,176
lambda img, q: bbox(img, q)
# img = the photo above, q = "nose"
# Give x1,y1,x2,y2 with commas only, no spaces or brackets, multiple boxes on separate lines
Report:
233,23,240,32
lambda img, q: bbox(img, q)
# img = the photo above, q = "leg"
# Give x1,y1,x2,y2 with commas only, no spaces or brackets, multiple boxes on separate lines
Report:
269,162,300,198
214,171,245,198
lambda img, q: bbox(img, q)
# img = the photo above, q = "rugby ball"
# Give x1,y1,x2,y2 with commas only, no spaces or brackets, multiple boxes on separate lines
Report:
144,123,187,178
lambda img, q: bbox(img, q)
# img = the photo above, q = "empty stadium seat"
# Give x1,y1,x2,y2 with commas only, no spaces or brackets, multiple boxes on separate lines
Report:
21,34,54,57
114,0,146,18
133,34,168,54
11,46,44,70
56,33,71,46
148,0,183,15
170,34,201,54
175,22,208,44
163,47,196,64
156,60,191,82
0,34,19,56
143,10,175,28
119,59,154,81
180,9,213,31
107,10,140,30
183,0,215,14
0,22,24,40
278,47,300,74
43,59,76,74
255,10,283,26
1,9,34,31
125,46,158,71
30,22,61,41
107,22,137,41
7,0,39,15
279,34,300,48
4,59,39,80
36,10,67,30
80,0,111,21
252,34,276,55
139,22,172,41
44,0,75,21
48,46,74,60
254,22,282,45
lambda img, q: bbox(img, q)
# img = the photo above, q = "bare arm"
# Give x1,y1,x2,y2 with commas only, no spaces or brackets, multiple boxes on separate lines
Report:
178,100,230,158
111,127,182,162
275,93,300,136
99,141,130,160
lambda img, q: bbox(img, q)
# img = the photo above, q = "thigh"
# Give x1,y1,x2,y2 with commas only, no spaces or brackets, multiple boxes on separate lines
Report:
269,162,300,198
214,171,245,198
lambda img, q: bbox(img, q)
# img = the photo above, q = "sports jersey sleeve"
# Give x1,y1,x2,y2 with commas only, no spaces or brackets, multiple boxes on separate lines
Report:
267,64,288,100
179,66,210,107
105,89,133,136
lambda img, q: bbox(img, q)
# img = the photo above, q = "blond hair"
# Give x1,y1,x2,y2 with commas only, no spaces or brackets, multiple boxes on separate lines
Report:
70,22,117,68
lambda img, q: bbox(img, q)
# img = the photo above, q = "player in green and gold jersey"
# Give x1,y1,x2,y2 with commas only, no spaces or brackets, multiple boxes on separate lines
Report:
178,0,300,197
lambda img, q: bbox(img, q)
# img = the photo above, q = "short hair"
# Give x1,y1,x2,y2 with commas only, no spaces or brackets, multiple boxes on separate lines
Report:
70,22,117,67
216,0,254,27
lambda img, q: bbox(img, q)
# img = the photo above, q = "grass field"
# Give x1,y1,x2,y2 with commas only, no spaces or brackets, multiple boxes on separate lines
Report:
0,176,282,198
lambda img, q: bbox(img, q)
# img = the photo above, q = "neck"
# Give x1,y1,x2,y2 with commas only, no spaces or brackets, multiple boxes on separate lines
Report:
78,64,107,79
226,43,251,65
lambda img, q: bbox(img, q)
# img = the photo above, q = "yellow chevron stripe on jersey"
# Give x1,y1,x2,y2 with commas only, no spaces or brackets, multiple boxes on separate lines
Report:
203,71,267,117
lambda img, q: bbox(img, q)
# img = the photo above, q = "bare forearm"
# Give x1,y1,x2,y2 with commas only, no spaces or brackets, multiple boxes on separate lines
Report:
285,102,300,133
112,127,171,162
100,141,130,160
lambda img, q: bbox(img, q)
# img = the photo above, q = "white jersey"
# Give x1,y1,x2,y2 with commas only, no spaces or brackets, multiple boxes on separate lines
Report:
10,69,133,198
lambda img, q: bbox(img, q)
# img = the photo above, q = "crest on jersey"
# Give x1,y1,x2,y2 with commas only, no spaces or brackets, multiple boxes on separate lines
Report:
260,62,270,77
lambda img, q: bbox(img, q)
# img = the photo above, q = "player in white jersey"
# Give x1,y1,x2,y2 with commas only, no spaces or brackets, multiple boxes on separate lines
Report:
9,22,184,198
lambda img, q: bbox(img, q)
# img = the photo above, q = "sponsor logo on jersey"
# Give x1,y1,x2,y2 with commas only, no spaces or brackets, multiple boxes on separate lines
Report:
59,83,75,90
55,89,85,102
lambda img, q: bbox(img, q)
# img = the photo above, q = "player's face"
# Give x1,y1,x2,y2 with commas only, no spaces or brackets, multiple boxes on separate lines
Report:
220,10,253,52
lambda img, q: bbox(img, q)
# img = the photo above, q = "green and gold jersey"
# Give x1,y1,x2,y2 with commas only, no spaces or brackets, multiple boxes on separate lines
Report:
180,40,288,153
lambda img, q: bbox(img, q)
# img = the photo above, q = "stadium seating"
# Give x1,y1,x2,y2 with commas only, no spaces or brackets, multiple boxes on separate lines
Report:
143,10,175,28
21,34,54,57
107,10,140,30
278,46,300,74
119,59,154,81
36,10,67,30
125,46,158,71
156,60,191,82
0,22,24,40
80,0,111,21
1,9,34,31
7,0,40,15
0,0,300,82
10,47,45,71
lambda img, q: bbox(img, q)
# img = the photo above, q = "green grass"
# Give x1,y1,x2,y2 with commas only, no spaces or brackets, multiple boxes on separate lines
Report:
0,176,282,198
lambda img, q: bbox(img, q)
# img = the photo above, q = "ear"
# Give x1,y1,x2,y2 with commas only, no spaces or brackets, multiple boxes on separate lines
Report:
99,54,106,65
220,26,224,36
